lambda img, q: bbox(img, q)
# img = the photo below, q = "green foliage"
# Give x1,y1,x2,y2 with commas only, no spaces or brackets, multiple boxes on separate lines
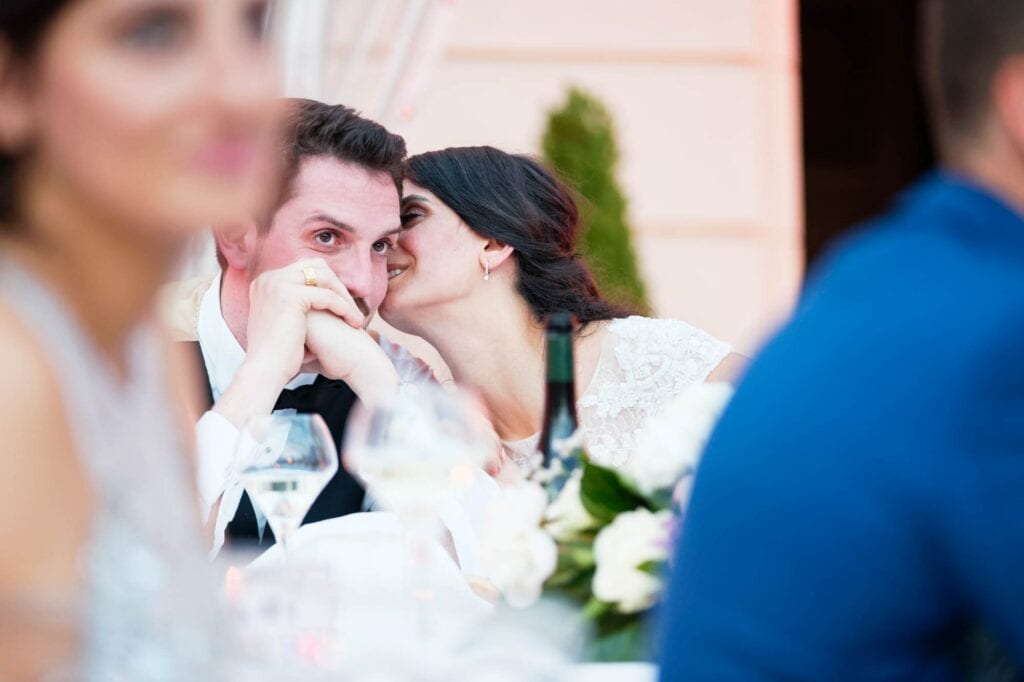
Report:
580,462,651,524
586,613,653,663
538,457,666,662
636,560,664,577
547,536,596,601
542,87,651,314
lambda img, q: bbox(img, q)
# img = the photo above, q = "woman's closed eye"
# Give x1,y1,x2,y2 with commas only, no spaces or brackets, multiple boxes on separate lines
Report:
400,206,426,228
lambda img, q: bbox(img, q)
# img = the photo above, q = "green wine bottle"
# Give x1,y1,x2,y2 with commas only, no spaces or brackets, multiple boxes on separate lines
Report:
538,312,584,497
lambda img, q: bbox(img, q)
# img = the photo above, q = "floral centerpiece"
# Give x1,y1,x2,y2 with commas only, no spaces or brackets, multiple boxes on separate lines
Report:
479,382,735,661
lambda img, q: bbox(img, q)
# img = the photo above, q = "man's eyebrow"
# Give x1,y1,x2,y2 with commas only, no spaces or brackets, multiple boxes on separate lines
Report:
306,213,402,240
305,213,354,232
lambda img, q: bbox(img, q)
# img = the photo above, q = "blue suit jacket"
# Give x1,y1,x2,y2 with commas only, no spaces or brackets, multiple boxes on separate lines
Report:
658,174,1024,681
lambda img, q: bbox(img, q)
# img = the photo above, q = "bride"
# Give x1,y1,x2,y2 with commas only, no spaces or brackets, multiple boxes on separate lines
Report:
381,146,744,470
0,0,278,678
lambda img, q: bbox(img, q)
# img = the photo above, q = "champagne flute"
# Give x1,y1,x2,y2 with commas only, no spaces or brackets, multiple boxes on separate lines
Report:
237,414,338,557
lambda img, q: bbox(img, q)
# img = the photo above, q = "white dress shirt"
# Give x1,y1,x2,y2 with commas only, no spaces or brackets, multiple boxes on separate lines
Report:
193,274,497,573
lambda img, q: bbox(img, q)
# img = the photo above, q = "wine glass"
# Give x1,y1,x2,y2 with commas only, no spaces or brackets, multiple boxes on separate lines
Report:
344,384,495,636
237,414,338,556
344,384,494,519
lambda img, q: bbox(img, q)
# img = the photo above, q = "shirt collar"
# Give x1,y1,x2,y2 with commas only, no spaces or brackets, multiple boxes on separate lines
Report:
196,271,317,401
910,171,1024,256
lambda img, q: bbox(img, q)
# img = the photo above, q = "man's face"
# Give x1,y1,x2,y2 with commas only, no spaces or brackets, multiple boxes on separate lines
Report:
250,156,401,320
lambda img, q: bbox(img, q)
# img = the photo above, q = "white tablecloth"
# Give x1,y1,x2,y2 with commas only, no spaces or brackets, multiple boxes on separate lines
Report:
232,514,657,681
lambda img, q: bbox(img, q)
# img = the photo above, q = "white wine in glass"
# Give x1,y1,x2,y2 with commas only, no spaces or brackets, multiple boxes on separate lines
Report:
237,413,338,554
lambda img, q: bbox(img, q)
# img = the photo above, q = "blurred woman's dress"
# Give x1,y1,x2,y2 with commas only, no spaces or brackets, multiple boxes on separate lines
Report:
0,258,223,679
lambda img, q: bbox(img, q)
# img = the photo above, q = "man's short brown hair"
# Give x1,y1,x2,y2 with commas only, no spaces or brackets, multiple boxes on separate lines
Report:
262,99,407,233
922,0,1024,156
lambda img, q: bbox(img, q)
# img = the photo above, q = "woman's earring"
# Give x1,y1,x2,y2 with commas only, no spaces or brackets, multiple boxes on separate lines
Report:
483,258,490,281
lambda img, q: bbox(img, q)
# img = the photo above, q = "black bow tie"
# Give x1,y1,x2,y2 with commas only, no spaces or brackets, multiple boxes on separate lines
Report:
273,375,347,414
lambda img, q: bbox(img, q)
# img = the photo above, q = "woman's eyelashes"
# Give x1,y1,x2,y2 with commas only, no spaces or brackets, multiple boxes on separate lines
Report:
400,204,427,228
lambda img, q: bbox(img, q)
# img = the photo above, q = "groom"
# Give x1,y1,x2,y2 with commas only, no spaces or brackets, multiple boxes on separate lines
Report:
660,0,1024,678
177,99,486,563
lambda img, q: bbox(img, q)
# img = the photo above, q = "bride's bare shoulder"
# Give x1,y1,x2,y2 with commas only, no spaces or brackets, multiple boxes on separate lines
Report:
0,300,91,586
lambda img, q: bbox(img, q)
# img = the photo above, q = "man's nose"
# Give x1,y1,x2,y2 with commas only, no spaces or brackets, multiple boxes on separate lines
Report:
336,252,377,311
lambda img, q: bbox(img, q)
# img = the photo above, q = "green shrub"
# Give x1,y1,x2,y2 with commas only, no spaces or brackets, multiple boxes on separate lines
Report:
542,87,651,315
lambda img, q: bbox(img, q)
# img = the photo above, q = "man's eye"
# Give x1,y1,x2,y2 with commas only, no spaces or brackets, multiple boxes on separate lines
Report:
120,10,188,50
315,231,338,246
372,240,395,254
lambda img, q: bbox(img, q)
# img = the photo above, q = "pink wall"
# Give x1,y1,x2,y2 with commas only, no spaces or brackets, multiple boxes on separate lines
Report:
338,0,804,356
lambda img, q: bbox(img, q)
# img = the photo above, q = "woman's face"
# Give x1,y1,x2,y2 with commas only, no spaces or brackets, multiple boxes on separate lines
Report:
0,0,280,235
380,181,489,329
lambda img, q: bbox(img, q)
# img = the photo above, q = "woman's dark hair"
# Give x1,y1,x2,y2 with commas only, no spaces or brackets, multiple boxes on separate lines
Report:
405,146,628,326
0,1,72,223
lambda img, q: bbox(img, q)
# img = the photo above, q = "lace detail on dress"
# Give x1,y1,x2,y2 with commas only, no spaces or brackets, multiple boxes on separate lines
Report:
503,433,542,471
501,316,730,470
578,316,730,467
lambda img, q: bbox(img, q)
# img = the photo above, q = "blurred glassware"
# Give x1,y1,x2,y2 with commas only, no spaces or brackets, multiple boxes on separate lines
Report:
237,414,338,557
344,383,492,520
215,516,587,680
344,383,493,635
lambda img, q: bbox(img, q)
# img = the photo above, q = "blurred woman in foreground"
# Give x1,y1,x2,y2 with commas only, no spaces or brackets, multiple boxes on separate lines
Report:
0,0,278,677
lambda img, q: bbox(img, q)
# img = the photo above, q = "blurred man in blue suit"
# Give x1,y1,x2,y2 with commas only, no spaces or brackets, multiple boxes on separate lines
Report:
659,1,1024,679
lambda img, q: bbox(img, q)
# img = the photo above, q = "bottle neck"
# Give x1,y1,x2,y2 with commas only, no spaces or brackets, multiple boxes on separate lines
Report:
543,379,578,420
539,329,582,478
546,332,575,383
542,331,578,426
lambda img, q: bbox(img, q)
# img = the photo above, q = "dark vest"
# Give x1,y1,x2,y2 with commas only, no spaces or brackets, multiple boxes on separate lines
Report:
186,342,366,548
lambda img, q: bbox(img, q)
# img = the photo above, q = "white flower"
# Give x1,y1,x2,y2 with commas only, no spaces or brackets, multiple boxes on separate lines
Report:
478,481,558,608
592,508,672,613
543,470,594,540
622,382,734,496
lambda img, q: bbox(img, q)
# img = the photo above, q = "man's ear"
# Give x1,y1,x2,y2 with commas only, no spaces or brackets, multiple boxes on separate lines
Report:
213,219,260,271
481,239,515,272
993,56,1024,156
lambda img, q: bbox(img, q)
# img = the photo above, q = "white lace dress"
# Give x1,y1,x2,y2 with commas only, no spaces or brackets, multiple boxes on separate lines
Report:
0,260,225,680
502,316,731,469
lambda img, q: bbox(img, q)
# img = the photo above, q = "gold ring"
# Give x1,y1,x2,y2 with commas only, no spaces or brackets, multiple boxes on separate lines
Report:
303,267,318,287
